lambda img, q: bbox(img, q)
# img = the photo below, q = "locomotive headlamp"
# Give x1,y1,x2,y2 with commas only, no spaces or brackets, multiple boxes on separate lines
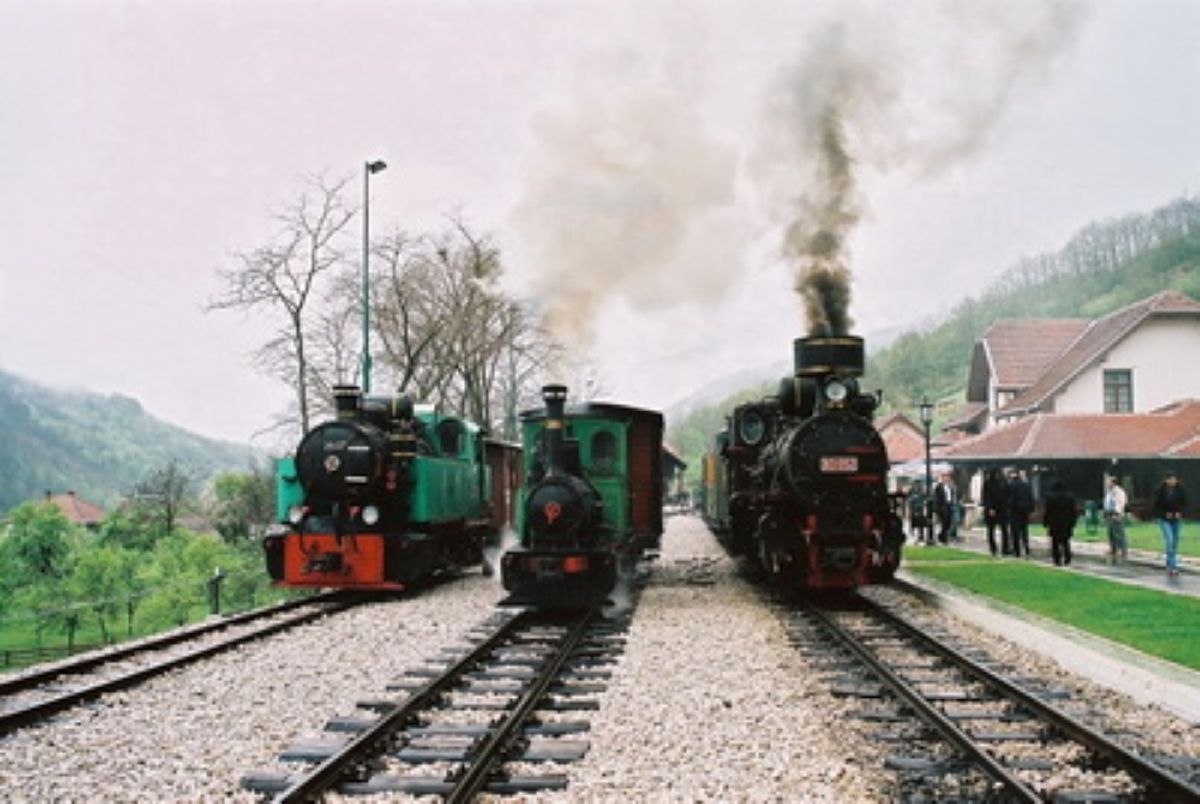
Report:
738,411,766,446
287,505,306,525
361,505,380,526
824,378,849,404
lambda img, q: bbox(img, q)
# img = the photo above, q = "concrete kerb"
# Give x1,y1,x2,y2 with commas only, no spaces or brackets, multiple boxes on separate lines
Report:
893,572,1200,725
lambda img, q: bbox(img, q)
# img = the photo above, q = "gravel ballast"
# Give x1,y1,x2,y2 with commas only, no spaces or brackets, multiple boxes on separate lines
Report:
1,515,1195,801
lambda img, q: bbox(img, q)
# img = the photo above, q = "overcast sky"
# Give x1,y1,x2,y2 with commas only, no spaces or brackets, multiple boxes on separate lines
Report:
1,0,1197,448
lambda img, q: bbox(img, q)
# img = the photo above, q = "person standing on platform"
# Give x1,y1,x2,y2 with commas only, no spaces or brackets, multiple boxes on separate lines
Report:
981,468,1009,556
908,481,930,545
1008,469,1034,557
1043,480,1079,566
933,473,958,544
1103,476,1128,564
1153,472,1188,576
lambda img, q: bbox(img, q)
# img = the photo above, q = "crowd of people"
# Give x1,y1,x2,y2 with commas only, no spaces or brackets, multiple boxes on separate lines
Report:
902,469,1189,575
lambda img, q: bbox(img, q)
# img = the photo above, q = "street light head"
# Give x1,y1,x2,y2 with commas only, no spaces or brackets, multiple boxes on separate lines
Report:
367,159,388,174
918,397,934,425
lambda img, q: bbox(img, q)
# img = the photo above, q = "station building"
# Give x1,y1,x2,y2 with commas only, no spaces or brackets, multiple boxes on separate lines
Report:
937,290,1200,517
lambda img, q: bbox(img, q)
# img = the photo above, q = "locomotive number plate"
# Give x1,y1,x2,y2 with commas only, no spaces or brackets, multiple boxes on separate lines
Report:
820,456,858,473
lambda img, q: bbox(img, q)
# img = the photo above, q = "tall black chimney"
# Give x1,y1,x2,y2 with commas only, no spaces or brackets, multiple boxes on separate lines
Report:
793,335,864,378
541,384,568,476
333,385,362,420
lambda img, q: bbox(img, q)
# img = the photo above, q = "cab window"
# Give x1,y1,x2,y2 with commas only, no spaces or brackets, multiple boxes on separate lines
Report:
590,430,618,471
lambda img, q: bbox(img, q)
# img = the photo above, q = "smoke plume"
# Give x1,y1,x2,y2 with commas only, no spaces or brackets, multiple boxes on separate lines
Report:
506,34,739,350
509,0,1088,349
754,1,1087,336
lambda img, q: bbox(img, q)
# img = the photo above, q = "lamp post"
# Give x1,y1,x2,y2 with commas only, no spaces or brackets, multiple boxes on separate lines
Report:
919,397,934,545
361,159,388,393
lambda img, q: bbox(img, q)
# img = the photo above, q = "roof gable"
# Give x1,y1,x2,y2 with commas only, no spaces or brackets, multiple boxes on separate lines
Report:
1000,290,1200,415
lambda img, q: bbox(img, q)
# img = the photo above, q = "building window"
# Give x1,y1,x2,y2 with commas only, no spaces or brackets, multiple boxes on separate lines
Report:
1104,369,1133,413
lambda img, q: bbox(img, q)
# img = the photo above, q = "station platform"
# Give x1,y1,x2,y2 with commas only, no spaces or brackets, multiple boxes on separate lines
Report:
910,523,1199,598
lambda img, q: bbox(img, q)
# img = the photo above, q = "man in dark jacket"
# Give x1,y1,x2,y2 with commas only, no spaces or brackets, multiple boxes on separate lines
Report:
981,468,1009,556
1153,472,1188,576
933,473,958,544
1043,480,1079,566
1007,469,1034,557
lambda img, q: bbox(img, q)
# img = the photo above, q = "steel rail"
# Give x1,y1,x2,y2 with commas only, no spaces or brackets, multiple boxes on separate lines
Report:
0,591,343,697
272,608,533,803
805,603,1042,803
0,596,356,736
866,598,1200,804
444,607,601,802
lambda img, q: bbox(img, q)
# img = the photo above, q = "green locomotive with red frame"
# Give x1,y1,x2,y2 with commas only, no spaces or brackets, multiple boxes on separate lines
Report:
501,384,664,608
264,385,516,591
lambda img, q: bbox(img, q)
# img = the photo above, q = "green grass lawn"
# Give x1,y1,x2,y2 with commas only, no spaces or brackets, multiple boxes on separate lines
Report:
904,551,1200,671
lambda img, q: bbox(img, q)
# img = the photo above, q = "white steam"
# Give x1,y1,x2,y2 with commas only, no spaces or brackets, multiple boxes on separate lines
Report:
508,0,1088,346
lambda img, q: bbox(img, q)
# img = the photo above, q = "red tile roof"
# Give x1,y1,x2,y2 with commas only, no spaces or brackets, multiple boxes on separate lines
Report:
981,318,1090,389
878,412,926,463
1000,290,1200,417
944,401,988,431
941,398,1200,460
46,492,105,526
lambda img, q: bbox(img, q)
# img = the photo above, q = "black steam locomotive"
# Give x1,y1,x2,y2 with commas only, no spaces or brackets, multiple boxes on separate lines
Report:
702,335,905,590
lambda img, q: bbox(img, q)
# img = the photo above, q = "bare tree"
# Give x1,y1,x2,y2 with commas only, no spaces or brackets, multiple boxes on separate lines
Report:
367,217,561,433
133,459,196,539
209,175,355,436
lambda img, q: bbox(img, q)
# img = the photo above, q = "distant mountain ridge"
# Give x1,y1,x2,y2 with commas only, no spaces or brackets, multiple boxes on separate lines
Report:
0,369,258,512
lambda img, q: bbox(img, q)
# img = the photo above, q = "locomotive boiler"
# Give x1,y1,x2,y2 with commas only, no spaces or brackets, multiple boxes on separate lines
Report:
703,335,905,590
263,385,515,591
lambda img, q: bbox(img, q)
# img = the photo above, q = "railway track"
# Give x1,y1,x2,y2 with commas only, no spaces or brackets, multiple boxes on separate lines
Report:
242,606,631,801
781,591,1200,802
0,591,356,736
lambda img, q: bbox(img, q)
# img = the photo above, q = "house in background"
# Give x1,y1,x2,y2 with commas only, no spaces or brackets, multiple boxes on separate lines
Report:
878,412,927,465
950,290,1200,436
940,290,1200,515
44,490,105,530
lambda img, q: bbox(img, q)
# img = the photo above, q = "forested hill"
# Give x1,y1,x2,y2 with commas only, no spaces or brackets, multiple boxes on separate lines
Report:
0,371,257,511
864,195,1200,416
667,194,1200,480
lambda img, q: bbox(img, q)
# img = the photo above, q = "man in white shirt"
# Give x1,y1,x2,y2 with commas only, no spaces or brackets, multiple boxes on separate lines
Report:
1103,476,1128,564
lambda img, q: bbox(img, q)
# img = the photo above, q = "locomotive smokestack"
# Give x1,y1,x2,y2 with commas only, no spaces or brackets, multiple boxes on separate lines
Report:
333,385,362,420
793,335,864,378
541,384,569,476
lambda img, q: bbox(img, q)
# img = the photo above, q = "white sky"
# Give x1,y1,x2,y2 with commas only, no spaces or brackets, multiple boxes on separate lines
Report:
1,0,1197,447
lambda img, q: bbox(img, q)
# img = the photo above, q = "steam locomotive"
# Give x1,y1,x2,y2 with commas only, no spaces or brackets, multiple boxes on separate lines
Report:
263,385,518,591
701,335,905,590
501,384,664,608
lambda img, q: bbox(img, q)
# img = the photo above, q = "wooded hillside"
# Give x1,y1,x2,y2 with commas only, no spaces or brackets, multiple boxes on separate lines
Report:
0,371,256,511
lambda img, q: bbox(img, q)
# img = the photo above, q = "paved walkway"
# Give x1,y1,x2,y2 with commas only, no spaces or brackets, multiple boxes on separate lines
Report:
912,524,1200,598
